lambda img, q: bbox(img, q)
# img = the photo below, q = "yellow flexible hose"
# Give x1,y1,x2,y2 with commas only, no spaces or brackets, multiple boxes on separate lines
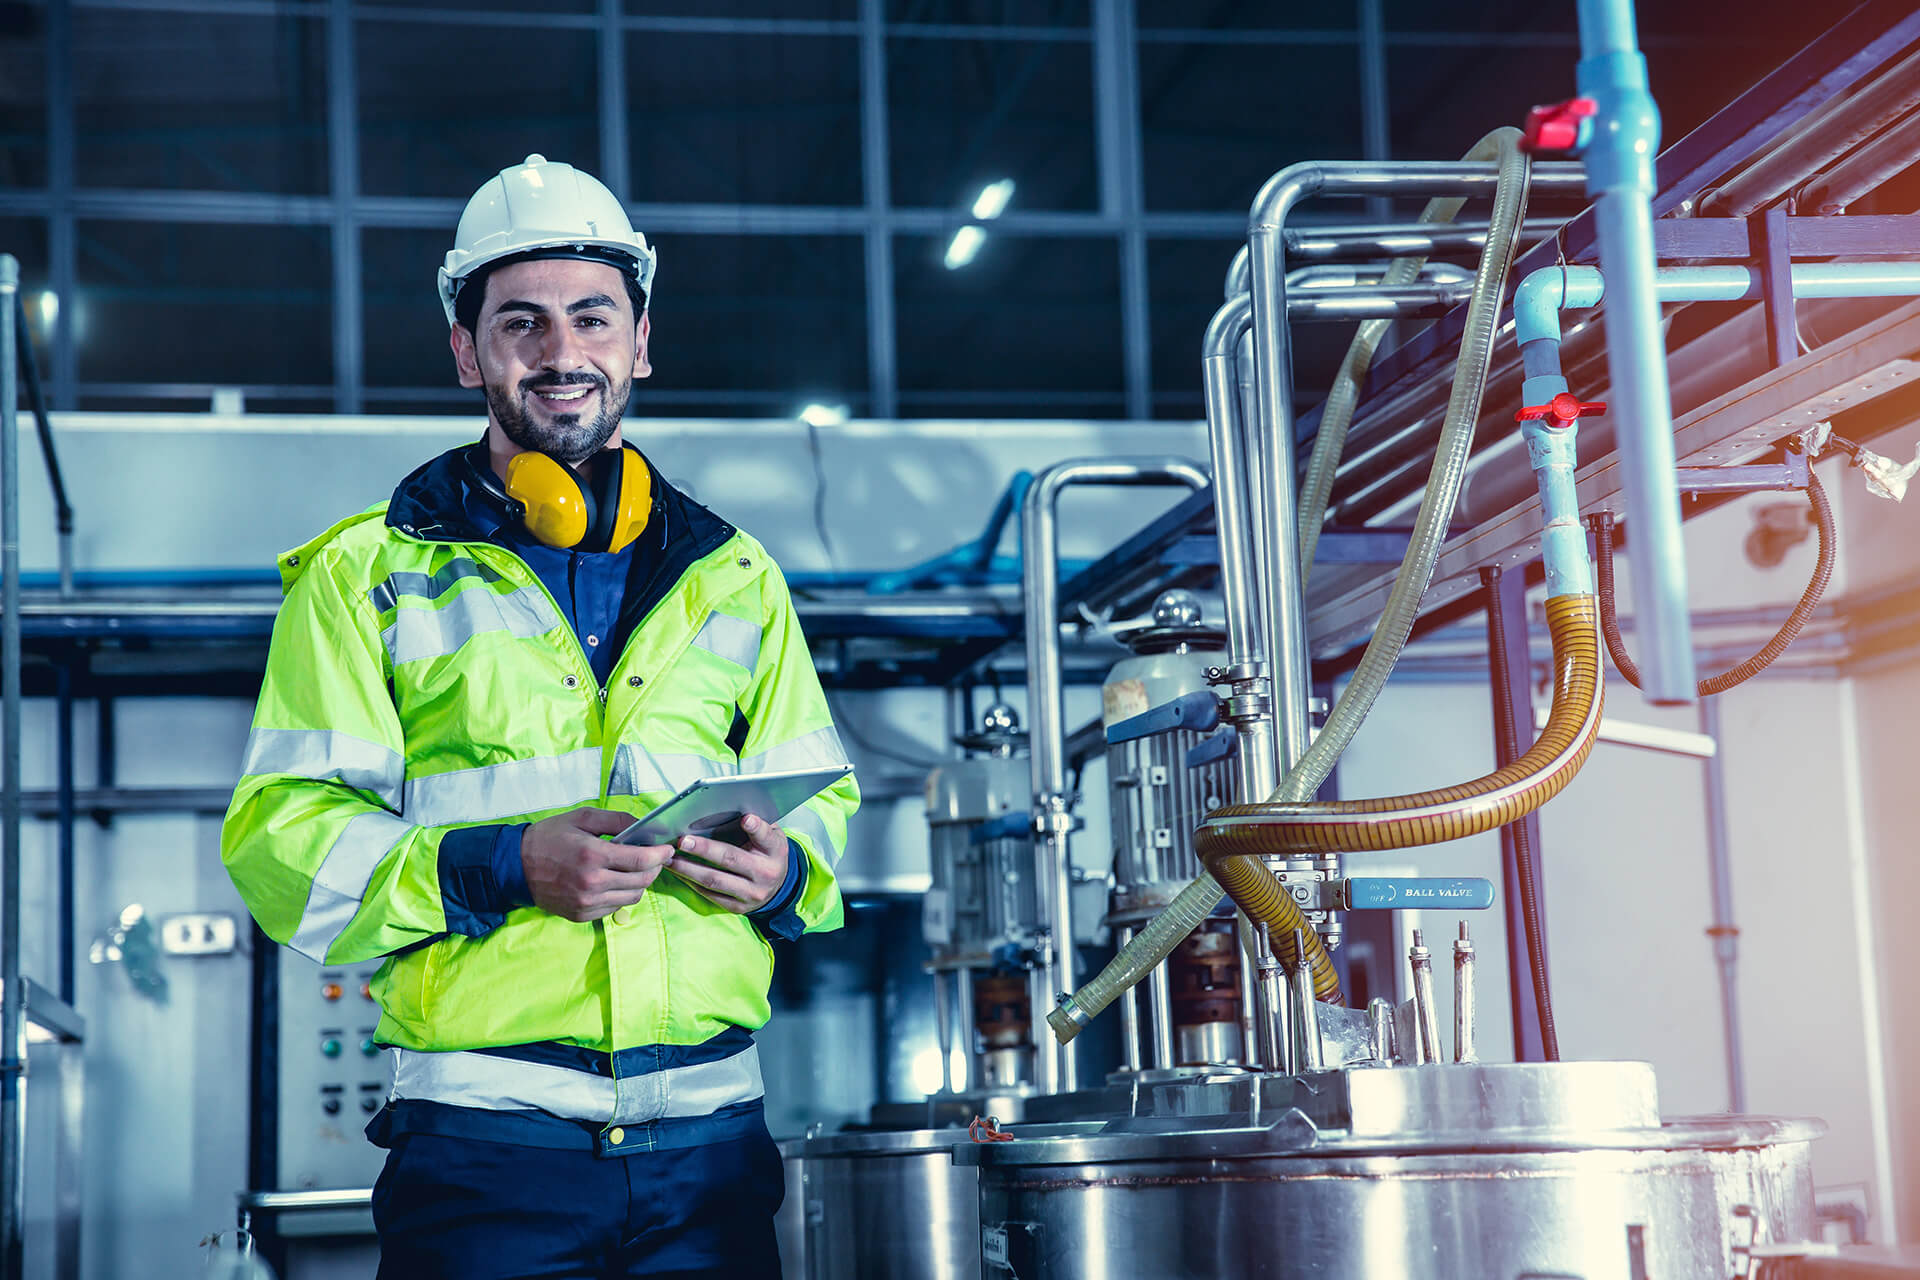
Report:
1194,594,1605,1001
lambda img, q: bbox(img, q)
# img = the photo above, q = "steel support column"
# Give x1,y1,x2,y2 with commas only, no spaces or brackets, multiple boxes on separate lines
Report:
1482,565,1551,1062
1357,0,1392,223
1092,0,1150,420
598,0,631,203
327,0,363,415
48,0,76,411
858,0,898,419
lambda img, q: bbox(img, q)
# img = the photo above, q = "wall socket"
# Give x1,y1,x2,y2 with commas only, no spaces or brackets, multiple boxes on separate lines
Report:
159,913,239,956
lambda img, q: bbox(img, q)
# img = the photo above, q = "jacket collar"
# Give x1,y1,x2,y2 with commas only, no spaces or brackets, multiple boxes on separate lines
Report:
385,440,732,559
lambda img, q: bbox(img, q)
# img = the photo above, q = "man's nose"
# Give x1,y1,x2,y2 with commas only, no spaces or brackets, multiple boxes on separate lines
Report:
537,322,588,371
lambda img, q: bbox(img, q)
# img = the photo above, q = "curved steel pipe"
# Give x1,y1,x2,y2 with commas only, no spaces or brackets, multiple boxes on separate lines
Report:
1020,457,1209,1092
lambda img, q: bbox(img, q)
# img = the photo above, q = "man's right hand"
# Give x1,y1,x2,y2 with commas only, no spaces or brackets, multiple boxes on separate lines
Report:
521,808,673,923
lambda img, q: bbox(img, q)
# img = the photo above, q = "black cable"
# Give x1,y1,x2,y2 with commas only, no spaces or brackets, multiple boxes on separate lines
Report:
1481,566,1561,1062
805,421,838,571
1591,467,1834,694
15,292,72,536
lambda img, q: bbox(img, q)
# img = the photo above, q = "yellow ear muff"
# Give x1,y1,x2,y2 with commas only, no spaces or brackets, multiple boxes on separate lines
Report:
504,452,592,549
604,448,652,555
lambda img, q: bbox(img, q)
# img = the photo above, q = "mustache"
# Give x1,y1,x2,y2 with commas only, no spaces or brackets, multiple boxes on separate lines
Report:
521,373,604,393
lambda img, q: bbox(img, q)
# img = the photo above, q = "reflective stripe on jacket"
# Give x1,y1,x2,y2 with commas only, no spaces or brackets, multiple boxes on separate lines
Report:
221,448,859,1055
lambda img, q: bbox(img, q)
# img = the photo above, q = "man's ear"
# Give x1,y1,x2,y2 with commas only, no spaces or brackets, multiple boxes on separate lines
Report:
451,322,483,389
634,310,652,379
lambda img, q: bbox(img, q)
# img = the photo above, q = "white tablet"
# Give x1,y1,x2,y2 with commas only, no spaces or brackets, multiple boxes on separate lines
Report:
610,765,855,847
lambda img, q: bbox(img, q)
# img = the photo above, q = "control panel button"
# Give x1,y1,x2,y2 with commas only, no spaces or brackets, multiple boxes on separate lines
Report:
320,1037,343,1058
359,980,374,1001
321,982,343,1002
362,1095,382,1114
360,1038,380,1058
322,1096,342,1116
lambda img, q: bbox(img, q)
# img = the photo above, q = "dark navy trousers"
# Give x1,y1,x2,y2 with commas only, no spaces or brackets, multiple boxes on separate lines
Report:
371,1129,785,1279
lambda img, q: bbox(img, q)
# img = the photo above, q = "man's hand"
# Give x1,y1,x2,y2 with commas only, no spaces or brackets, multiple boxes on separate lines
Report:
668,815,790,914
521,807,673,923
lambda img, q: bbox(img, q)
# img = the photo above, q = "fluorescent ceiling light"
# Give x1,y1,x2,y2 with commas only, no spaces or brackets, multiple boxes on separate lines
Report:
33,291,56,332
944,225,987,270
970,179,1016,221
798,402,848,427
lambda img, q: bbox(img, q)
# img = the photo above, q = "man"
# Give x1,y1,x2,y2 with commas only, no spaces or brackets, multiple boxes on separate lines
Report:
222,154,858,1278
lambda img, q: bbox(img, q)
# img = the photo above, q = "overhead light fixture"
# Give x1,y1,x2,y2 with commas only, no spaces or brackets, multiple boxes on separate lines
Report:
798,402,848,427
970,178,1016,221
944,225,987,270
32,290,56,332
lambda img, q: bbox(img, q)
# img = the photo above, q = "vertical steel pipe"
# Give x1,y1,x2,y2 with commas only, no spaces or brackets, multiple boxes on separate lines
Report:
954,966,975,1093
1699,698,1747,1113
0,252,24,1277
1021,459,1210,1093
1576,0,1695,703
1117,928,1143,1073
1146,961,1175,1071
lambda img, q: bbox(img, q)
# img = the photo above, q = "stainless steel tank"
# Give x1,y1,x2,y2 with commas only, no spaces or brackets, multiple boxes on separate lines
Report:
965,1062,1821,1279
797,1129,988,1280
774,1138,806,1280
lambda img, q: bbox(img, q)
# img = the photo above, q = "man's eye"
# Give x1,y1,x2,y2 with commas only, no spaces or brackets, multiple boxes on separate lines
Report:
503,318,536,333
578,316,606,329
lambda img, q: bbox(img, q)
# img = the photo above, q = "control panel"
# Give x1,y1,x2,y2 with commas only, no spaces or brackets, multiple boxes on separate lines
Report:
275,947,391,1196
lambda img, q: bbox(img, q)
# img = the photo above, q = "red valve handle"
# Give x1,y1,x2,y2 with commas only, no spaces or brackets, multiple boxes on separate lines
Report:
1516,393,1607,428
1521,98,1598,154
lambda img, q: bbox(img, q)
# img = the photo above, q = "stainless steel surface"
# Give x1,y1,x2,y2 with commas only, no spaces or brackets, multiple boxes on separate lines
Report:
970,1063,1820,1279
1174,1021,1243,1069
1021,459,1210,1095
1253,925,1289,1074
1700,697,1748,1113
1454,923,1478,1064
1283,217,1564,263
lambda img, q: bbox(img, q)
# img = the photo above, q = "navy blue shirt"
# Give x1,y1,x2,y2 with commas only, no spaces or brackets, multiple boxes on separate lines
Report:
431,459,806,942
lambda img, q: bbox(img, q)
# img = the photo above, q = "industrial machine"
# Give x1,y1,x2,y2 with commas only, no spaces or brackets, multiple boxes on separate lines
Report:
922,703,1048,1103
1100,590,1245,1072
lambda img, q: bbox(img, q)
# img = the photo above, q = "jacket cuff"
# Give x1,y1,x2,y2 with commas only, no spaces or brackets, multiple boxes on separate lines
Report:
438,823,531,937
748,838,809,942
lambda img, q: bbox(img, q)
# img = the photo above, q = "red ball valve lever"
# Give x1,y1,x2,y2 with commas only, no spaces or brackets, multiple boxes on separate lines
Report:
1521,98,1597,155
1517,393,1607,431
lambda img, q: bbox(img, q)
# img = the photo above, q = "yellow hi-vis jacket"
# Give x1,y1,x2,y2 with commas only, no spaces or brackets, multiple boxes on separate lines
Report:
221,447,858,1059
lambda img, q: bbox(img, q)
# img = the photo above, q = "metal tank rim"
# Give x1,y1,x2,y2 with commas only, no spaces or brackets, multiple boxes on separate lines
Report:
802,1120,1111,1160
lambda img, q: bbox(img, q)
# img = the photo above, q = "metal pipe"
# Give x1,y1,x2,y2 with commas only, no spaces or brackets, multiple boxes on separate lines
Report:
1021,458,1210,1094
1254,923,1289,1072
1797,105,1920,214
1454,922,1478,1064
1409,929,1439,1066
1229,250,1491,300
1235,918,1260,1066
1699,697,1747,1113
56,659,74,1004
1117,928,1143,1073
932,970,954,1095
1576,0,1694,703
1244,162,1586,752
1147,959,1175,1071
0,252,24,1277
1289,929,1324,1071
954,966,975,1093
1705,43,1920,218
1367,997,1395,1064
1284,218,1565,264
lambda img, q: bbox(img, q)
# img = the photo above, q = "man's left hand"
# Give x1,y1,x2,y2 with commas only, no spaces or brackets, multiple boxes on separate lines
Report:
668,814,790,913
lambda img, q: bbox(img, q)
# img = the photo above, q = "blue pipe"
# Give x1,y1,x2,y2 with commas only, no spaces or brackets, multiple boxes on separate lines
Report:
1577,0,1693,702
1513,259,1920,603
865,470,1034,594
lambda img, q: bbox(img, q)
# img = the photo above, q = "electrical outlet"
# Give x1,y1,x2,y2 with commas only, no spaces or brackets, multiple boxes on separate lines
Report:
159,913,238,956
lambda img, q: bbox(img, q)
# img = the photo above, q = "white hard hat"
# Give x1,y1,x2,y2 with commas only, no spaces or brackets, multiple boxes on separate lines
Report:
438,154,657,326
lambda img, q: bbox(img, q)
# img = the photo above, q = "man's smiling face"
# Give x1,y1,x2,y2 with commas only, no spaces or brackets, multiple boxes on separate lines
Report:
450,257,652,465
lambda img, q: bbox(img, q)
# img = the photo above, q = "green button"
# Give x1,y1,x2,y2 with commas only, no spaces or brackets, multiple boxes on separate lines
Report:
360,1038,380,1058
320,1038,342,1058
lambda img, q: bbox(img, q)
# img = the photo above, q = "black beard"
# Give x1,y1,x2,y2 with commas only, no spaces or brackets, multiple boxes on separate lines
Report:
485,371,630,465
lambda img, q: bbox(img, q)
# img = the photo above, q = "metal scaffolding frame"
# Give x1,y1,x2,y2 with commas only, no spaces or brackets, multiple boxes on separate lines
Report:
3,0,1401,418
